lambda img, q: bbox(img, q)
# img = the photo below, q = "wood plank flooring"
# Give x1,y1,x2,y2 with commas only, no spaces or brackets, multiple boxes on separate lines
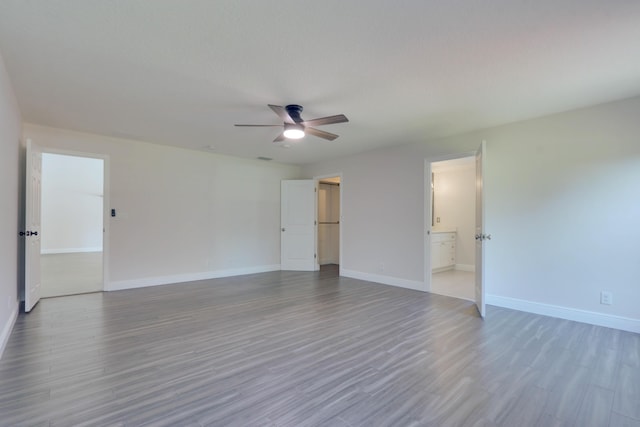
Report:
430,270,475,302
40,252,103,297
1,267,638,426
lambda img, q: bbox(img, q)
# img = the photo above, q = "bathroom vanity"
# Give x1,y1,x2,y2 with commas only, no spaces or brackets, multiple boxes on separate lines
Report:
431,229,456,271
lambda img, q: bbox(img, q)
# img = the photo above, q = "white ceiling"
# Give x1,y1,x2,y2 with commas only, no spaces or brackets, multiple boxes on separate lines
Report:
1,1,639,165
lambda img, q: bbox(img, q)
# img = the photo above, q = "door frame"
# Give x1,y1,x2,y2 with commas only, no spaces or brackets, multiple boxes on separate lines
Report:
39,148,110,292
424,152,475,293
314,173,343,273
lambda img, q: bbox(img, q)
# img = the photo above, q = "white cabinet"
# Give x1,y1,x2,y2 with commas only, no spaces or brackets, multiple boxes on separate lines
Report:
431,232,456,271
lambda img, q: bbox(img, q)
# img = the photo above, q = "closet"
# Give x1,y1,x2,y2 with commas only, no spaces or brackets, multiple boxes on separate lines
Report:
318,181,340,265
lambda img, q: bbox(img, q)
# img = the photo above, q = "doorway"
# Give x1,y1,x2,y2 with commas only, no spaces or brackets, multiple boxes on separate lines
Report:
40,153,105,297
317,176,341,272
429,156,475,301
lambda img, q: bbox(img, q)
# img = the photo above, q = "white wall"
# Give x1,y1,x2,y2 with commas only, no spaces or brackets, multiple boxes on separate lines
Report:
481,98,640,330
0,50,21,357
24,124,301,290
304,147,430,291
303,96,640,332
433,165,475,268
41,153,104,253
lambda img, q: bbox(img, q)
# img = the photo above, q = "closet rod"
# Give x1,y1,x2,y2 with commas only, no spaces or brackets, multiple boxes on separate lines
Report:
318,221,340,224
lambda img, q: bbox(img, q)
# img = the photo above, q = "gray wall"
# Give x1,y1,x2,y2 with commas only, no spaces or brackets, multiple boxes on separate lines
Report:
303,96,640,331
24,123,301,290
0,50,21,355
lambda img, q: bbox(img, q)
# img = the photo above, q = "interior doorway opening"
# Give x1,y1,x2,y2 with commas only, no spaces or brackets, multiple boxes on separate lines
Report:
40,153,105,297
429,156,475,301
317,176,341,272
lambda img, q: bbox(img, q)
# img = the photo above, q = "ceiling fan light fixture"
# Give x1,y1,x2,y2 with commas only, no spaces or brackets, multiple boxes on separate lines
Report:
235,104,348,142
283,123,305,139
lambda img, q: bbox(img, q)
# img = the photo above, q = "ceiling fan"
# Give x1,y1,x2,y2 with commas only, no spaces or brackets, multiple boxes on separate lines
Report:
235,104,348,142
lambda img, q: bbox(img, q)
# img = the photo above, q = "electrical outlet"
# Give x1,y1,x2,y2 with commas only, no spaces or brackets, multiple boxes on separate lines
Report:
600,291,613,305
436,217,441,223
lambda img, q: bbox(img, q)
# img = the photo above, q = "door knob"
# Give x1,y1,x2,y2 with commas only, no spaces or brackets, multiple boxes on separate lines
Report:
281,228,285,232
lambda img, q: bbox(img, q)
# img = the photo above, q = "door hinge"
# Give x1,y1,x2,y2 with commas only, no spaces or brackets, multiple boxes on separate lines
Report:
314,253,317,259
314,220,317,225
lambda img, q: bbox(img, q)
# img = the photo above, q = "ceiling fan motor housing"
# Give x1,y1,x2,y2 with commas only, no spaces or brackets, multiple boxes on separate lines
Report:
285,104,304,123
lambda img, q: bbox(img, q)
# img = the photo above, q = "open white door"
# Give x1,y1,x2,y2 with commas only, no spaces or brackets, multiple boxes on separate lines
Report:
281,180,317,271
425,162,433,291
474,141,487,317
25,139,42,312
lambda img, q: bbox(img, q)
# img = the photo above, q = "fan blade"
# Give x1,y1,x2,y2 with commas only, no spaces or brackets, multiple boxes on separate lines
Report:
235,124,282,127
305,127,339,141
273,132,286,143
268,104,295,124
303,114,349,127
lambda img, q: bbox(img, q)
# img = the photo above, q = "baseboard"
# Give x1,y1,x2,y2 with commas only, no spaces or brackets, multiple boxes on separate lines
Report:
105,264,281,291
486,294,640,333
0,302,18,360
341,269,425,292
455,264,475,272
41,247,102,254
432,266,454,273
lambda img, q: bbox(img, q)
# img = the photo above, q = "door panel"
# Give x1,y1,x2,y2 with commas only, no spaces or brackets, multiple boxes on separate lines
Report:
25,139,42,312
281,180,316,271
475,141,486,317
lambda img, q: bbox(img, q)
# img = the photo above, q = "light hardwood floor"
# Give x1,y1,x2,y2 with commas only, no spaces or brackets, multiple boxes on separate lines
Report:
1,267,638,426
40,252,103,297
431,270,475,301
